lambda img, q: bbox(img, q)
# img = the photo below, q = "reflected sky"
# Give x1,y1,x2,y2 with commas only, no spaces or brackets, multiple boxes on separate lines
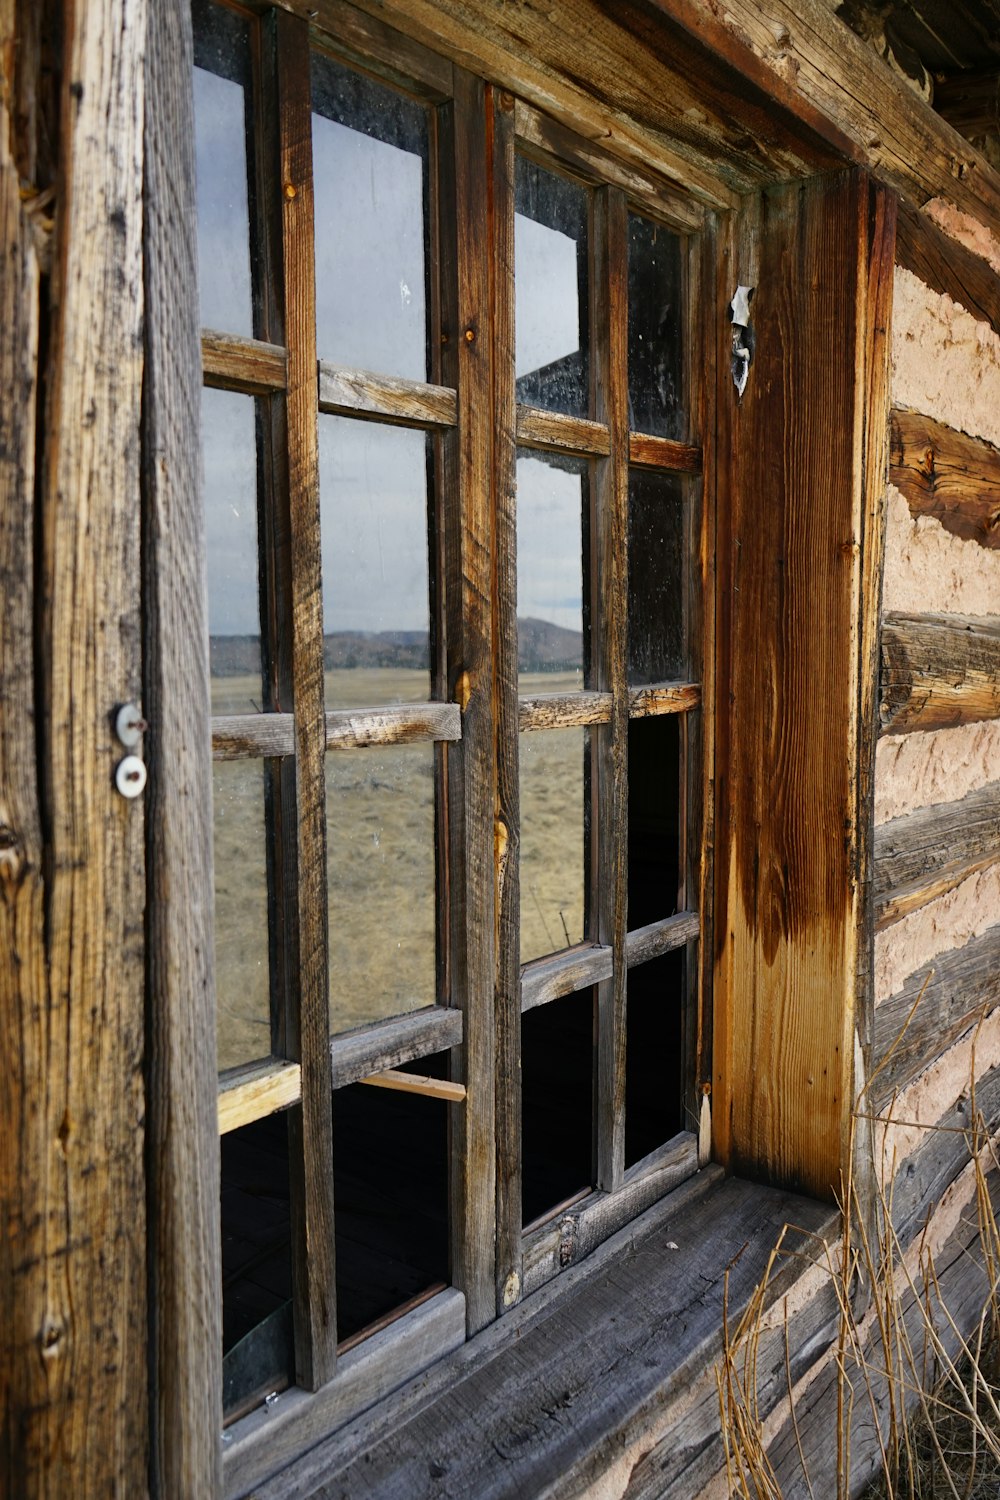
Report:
516,453,585,635
193,65,253,338
202,386,259,638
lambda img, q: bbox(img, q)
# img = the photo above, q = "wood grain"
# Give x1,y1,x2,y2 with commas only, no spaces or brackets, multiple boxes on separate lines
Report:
2,1,150,1490
625,911,700,967
213,713,295,759
713,170,896,1200
890,410,1000,551
629,682,701,717
218,1061,302,1134
872,923,1000,1108
143,2,223,1491
876,854,999,931
359,1069,467,1102
274,11,338,1391
874,781,1000,911
327,701,461,748
318,361,457,428
520,944,614,1013
880,612,1000,735
895,201,1000,341
518,691,611,731
202,329,287,393
515,403,611,456
628,432,702,472
329,1006,464,1089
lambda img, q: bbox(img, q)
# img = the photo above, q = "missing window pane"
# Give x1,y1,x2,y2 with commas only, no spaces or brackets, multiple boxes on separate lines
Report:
327,744,437,1033
192,0,253,337
627,715,682,931
522,990,594,1227
627,469,685,685
515,159,590,417
625,949,686,1168
519,728,588,962
312,51,430,381
204,386,263,712
628,213,684,439
214,760,271,1074
319,416,432,710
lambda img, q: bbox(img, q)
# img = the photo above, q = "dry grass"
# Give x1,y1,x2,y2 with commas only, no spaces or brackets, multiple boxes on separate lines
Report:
717,1010,1000,1500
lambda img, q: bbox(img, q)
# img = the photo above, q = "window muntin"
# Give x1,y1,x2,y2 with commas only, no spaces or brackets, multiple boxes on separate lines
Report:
193,0,708,1457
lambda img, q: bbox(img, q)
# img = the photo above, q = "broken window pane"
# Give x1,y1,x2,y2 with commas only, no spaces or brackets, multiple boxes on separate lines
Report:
515,159,590,417
312,51,430,381
628,213,684,439
192,0,253,337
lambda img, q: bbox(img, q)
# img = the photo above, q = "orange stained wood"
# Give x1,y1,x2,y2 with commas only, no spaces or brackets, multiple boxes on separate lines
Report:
713,169,896,1200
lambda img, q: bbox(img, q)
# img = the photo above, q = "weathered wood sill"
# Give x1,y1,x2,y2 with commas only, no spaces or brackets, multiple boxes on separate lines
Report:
245,1173,839,1500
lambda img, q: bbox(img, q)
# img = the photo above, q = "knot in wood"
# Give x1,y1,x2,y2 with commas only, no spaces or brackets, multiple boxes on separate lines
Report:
0,823,25,883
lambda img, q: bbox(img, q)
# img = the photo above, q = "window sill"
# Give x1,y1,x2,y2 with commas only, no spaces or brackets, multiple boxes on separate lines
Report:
232,1170,840,1499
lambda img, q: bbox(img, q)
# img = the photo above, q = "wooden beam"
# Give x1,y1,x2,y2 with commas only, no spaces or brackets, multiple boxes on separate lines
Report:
876,853,999,930
328,1006,464,1089
874,781,1000,915
515,404,611,456
625,911,700,967
326,701,462,748
934,70,1000,142
713,169,896,1200
890,410,1000,552
895,202,1000,341
880,612,1000,735
520,944,614,1013
143,2,223,1491
518,691,611,732
627,433,702,472
317,361,457,429
202,329,287,393
872,923,1000,1108
218,1061,303,1134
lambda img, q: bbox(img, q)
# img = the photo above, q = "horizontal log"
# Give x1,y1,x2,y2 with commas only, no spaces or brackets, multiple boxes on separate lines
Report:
880,612,1000,734
889,410,1000,551
629,682,701,717
325,701,461,749
874,779,1000,910
318,360,457,429
515,404,611,456
872,923,1000,1107
625,911,699,967
218,1061,302,1134
213,703,461,759
628,432,702,472
876,853,999,930
518,692,611,732
358,1069,466,1102
521,943,614,1012
895,202,1000,342
329,1006,463,1090
202,330,287,393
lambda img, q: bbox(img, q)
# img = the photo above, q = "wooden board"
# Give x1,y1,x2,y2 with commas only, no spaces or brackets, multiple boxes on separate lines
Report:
880,611,1000,735
872,923,1000,1107
874,780,1000,913
713,169,896,1200
890,410,1000,552
202,330,287,393
143,2,223,1491
520,944,614,1013
895,201,1000,341
329,1006,464,1089
317,361,457,429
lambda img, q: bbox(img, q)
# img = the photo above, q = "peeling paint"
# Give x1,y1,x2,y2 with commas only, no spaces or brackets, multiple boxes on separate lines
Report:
729,283,755,397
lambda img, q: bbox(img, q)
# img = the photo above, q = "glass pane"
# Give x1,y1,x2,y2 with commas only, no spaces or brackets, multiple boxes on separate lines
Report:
515,158,589,416
192,0,253,337
312,51,429,381
327,744,436,1033
519,727,587,962
319,416,431,709
517,451,587,691
627,715,681,931
221,1114,293,1421
522,991,593,1227
203,386,263,713
625,950,685,1168
627,469,685,684
628,213,684,439
214,760,271,1073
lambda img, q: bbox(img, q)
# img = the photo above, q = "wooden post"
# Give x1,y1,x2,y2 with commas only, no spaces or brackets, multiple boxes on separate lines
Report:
713,168,896,1199
142,1,223,1492
0,0,151,1492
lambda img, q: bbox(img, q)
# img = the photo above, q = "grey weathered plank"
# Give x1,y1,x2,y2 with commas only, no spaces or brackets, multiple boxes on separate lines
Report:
213,713,296,759
880,611,1000,735
223,1289,467,1498
874,780,1000,912
877,853,1000,930
143,1,223,1491
518,691,612,732
328,1006,464,1089
318,360,457,429
625,911,700,967
202,329,287,393
326,701,461,748
521,1133,703,1296
872,924,1000,1107
515,403,611,456
520,943,614,1013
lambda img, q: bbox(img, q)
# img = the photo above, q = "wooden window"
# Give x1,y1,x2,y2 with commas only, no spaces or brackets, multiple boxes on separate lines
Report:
192,0,712,1478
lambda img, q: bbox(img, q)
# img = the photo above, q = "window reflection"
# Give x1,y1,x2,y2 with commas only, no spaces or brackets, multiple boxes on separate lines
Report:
627,469,685,684
203,385,263,713
627,213,685,438
515,159,590,417
519,727,588,962
192,0,253,337
516,451,588,690
214,759,271,1074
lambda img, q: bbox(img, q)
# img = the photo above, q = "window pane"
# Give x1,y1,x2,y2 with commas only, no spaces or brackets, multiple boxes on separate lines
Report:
519,728,588,962
628,213,684,439
214,760,271,1073
515,159,589,417
327,744,437,1033
517,451,587,690
627,469,685,684
319,416,432,709
204,386,263,713
312,51,429,381
192,0,253,337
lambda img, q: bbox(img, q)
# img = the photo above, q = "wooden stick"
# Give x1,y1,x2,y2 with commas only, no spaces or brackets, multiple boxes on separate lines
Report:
318,360,457,429
359,1069,467,1102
